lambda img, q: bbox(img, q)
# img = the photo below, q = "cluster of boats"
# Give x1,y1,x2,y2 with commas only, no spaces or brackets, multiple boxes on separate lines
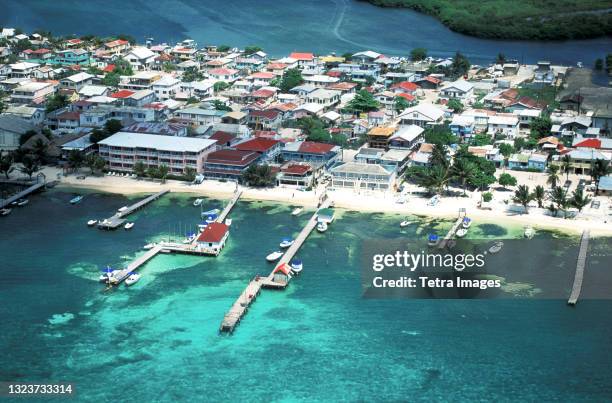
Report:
99,267,140,286
455,217,471,238
1,198,29,216
87,219,134,230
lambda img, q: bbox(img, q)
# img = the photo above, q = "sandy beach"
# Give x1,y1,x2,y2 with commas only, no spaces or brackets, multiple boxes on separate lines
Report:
46,166,612,237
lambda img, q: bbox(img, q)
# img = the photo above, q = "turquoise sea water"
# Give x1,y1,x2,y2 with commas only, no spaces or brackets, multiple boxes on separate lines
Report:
1,188,612,402
1,0,611,65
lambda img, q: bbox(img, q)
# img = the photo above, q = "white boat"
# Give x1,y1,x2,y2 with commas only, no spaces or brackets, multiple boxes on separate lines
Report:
280,238,294,248
290,259,303,274
124,222,134,230
182,234,197,244
87,219,98,226
125,273,141,286
489,241,504,254
143,243,156,250
427,195,440,206
201,208,220,217
462,217,472,229
99,268,119,282
524,226,535,239
198,222,208,231
70,195,84,204
0,208,11,216
266,251,283,262
16,198,29,206
193,198,203,207
117,206,128,212
225,218,232,226
316,222,328,233
291,207,302,216
400,220,412,227
456,228,468,238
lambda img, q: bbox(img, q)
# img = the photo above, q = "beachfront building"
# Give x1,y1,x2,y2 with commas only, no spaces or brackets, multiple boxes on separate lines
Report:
202,149,260,181
508,152,548,171
367,126,397,149
234,137,282,162
329,162,396,191
196,222,230,253
0,114,35,151
98,132,217,174
551,149,611,175
281,141,341,168
277,162,314,187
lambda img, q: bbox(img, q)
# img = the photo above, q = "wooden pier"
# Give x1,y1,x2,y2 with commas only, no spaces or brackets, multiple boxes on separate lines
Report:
110,244,164,284
220,199,332,333
568,229,590,306
0,181,46,209
217,188,242,223
438,209,467,249
98,190,169,229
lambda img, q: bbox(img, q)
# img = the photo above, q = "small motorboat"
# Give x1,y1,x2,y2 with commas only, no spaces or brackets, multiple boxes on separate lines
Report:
143,243,156,250
99,267,118,282
0,208,11,216
462,217,472,229
456,228,468,238
291,207,302,216
524,226,535,239
225,218,232,226
290,259,303,274
117,206,128,213
124,222,134,230
193,198,203,207
125,273,141,286
87,219,98,226
316,222,328,233
204,214,218,224
428,234,439,246
198,222,208,231
16,198,29,206
201,208,220,217
280,238,294,248
182,233,197,244
489,241,504,254
266,251,283,262
400,220,412,228
70,195,84,204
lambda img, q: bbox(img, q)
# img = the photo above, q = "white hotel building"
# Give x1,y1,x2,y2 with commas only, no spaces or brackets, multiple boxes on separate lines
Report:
98,132,217,174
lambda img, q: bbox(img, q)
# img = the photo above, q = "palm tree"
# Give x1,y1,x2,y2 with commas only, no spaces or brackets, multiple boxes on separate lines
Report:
532,185,545,208
550,186,569,218
430,143,449,169
0,151,14,179
133,161,146,178
31,138,49,164
18,156,41,180
570,188,591,214
591,159,611,194
451,159,476,195
157,164,169,184
67,150,85,172
85,153,98,175
418,165,450,195
513,184,533,214
561,154,572,180
546,165,560,189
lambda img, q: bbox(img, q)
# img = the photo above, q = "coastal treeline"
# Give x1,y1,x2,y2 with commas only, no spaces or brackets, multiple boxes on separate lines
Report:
362,0,612,40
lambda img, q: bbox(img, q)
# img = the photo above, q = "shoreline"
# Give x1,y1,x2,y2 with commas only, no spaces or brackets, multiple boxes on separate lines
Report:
50,168,612,237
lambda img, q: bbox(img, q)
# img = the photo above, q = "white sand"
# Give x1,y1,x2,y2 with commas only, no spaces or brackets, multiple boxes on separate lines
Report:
46,166,612,236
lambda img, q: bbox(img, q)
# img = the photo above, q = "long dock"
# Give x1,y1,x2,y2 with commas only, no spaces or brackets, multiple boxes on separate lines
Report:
98,190,169,229
110,244,164,284
568,229,590,306
438,209,467,249
0,181,46,209
220,198,332,333
217,188,242,223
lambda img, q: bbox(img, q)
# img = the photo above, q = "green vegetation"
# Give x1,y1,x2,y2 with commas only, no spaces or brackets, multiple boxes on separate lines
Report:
45,93,69,113
498,172,517,189
410,47,427,61
242,164,276,187
275,68,304,92
182,66,204,83
345,90,380,114
513,185,533,213
363,0,612,40
89,119,123,143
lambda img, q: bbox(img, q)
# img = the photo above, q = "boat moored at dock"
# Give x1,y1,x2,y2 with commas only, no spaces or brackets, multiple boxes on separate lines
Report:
125,273,141,286
124,222,134,230
193,198,203,207
0,208,11,216
280,238,294,248
87,219,98,226
266,251,283,262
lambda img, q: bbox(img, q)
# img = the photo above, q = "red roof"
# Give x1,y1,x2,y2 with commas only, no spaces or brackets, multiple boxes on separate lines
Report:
253,130,277,138
209,131,236,144
250,72,276,79
424,76,441,84
396,93,416,101
391,81,419,92
111,90,135,98
266,63,288,70
251,89,275,98
56,111,81,121
33,48,51,55
105,39,129,48
206,149,259,166
273,262,292,276
289,52,314,61
298,141,335,154
197,222,228,243
574,138,601,149
235,137,280,153
282,163,312,175
327,71,342,78
249,109,280,120
103,64,115,73
209,68,237,76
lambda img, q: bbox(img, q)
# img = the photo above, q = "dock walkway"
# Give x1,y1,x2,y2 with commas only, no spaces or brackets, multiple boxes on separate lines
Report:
438,209,466,249
0,181,46,209
568,229,590,305
220,198,332,333
111,245,163,284
98,190,169,229
217,189,242,223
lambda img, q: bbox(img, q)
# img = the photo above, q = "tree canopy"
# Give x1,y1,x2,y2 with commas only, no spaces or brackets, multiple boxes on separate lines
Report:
345,90,379,114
